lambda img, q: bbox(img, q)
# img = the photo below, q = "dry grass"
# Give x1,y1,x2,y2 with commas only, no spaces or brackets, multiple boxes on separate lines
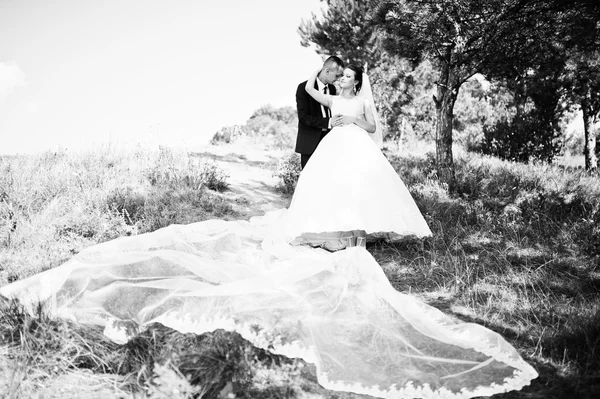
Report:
1,143,599,398
0,144,234,286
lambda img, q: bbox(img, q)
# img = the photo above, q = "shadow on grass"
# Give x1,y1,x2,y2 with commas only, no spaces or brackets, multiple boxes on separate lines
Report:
368,224,600,398
426,294,600,399
366,150,600,397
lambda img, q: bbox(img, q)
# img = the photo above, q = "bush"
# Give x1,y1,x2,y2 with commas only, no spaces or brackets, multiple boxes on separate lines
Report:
479,111,563,163
273,153,301,195
196,161,229,192
249,105,297,124
210,105,297,149
245,117,296,149
211,125,245,145
145,147,229,192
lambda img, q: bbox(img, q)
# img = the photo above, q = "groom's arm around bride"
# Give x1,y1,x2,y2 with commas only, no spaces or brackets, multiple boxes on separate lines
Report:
294,56,344,169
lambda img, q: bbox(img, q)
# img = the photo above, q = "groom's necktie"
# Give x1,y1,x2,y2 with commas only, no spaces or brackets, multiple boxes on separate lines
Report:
323,86,331,120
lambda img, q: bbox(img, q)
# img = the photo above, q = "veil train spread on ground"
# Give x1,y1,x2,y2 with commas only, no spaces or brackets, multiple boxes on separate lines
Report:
0,209,538,398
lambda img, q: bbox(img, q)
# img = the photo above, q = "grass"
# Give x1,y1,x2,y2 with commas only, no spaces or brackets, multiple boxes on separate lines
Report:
0,144,233,286
1,142,599,398
371,145,600,397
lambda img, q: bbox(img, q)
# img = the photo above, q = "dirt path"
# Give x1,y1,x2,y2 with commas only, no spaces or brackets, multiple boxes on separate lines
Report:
192,141,292,218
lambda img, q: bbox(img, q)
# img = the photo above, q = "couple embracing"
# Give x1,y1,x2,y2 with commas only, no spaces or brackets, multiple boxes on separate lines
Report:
284,55,431,250
295,55,381,169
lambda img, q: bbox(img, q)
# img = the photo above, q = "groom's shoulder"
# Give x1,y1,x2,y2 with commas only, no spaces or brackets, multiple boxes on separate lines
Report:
296,80,309,94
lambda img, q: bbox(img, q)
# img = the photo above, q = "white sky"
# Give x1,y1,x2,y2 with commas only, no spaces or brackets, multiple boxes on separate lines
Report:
0,0,325,154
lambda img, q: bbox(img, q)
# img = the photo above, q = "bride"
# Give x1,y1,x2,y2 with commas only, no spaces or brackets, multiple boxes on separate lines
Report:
285,64,432,251
0,67,538,398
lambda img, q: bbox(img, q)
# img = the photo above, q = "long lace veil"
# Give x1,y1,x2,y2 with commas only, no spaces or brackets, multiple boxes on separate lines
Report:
357,72,383,148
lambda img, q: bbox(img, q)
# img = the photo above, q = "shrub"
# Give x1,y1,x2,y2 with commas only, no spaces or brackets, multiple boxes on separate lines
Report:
249,105,297,124
479,111,563,163
196,161,229,192
210,105,297,148
210,125,245,145
273,153,301,195
145,147,229,192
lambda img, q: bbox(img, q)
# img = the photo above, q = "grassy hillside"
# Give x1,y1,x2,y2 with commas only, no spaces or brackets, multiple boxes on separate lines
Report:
0,145,234,288
1,143,599,398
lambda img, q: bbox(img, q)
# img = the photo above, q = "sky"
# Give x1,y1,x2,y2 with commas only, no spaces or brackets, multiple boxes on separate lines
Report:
0,0,326,154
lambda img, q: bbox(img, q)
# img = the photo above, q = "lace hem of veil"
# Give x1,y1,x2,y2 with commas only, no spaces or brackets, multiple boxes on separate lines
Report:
104,310,537,399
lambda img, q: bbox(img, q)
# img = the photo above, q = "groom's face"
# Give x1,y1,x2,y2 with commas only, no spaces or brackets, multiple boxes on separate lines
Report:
324,65,344,85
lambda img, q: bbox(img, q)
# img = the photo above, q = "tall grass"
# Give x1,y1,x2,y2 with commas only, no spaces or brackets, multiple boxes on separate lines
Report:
0,144,233,286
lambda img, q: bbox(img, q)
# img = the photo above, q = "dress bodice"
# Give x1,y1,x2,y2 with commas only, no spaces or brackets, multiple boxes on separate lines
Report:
330,96,365,119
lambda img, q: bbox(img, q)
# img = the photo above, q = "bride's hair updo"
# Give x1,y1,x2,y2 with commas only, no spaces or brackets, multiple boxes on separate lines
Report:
346,64,364,94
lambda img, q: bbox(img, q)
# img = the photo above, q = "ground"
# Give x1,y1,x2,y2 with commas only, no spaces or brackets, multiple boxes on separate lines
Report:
192,140,292,217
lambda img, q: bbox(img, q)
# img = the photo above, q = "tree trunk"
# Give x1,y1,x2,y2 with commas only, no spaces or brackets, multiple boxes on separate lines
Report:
397,117,406,154
596,134,600,170
582,97,598,171
514,75,528,120
433,59,458,186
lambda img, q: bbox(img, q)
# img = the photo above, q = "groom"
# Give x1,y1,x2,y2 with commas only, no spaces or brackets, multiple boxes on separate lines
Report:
295,56,345,169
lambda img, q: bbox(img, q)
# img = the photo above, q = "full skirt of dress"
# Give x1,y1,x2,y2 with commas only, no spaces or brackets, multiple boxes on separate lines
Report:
284,124,432,241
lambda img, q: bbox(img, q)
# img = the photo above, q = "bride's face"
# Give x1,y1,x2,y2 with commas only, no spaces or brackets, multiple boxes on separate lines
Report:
338,68,357,91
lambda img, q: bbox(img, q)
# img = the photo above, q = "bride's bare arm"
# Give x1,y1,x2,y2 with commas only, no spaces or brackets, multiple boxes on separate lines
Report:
305,69,333,108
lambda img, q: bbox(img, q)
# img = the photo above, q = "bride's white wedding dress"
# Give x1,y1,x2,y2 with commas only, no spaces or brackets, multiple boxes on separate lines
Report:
284,95,432,246
0,95,538,398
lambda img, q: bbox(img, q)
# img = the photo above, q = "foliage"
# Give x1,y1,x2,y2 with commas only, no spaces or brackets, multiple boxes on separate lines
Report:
563,20,600,170
249,104,297,124
244,116,296,149
210,125,245,145
211,105,298,149
145,362,202,399
479,111,563,163
298,0,382,68
453,77,515,150
273,152,302,195
371,0,581,178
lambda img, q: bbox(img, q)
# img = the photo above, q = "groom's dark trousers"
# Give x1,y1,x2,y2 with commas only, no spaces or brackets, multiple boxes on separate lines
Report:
295,80,336,169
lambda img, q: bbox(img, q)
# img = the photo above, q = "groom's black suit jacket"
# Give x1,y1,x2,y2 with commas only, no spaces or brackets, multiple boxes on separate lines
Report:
295,80,336,155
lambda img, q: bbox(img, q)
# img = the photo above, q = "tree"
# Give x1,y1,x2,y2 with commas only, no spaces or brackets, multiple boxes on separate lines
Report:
567,53,600,170
298,0,382,69
561,5,600,170
372,0,577,183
